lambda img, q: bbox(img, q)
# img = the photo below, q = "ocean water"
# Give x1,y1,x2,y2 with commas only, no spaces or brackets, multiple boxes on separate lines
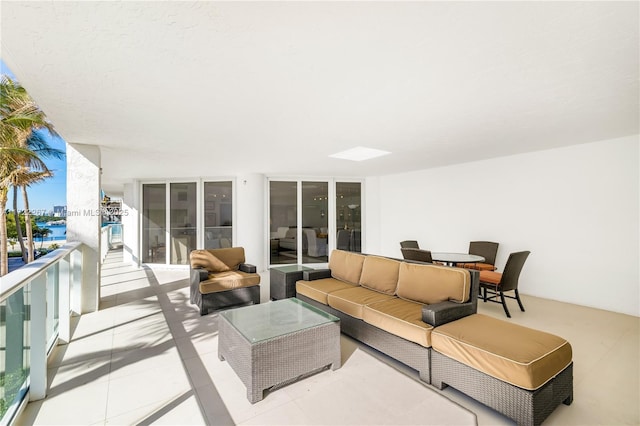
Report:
35,222,67,241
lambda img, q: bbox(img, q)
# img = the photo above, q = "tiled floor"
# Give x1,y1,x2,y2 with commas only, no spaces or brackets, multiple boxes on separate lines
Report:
18,249,639,425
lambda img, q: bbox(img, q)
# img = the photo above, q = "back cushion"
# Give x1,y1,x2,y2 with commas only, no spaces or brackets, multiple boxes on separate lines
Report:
397,262,470,304
359,256,401,295
190,249,231,272
329,250,366,285
190,247,245,272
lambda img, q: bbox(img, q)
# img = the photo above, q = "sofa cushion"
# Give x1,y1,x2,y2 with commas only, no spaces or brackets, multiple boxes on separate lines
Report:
190,249,232,272
199,270,260,294
327,287,396,319
397,263,471,304
431,314,573,390
295,278,356,305
362,298,434,348
359,256,401,295
328,250,366,285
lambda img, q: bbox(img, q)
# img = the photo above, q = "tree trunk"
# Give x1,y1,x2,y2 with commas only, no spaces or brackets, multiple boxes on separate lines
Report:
13,186,26,263
22,186,34,262
0,187,9,276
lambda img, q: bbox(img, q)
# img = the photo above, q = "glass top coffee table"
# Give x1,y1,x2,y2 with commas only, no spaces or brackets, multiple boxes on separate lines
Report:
218,298,341,403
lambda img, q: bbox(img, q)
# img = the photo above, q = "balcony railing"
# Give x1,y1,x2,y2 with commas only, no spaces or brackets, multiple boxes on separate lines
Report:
100,224,122,263
0,242,84,425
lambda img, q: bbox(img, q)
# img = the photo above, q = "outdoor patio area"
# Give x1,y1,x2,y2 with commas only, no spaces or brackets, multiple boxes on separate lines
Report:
16,249,639,425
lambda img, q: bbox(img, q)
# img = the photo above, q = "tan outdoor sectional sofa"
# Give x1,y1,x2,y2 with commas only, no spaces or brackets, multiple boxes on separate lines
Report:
295,249,573,426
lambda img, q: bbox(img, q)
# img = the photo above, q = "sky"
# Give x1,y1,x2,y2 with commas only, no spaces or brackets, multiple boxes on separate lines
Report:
2,59,67,213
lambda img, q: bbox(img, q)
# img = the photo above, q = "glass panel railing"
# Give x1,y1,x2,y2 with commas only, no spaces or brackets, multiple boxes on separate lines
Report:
0,285,31,420
0,242,83,424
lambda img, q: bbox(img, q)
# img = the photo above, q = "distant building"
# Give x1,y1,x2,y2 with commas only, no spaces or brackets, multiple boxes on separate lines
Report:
53,205,67,217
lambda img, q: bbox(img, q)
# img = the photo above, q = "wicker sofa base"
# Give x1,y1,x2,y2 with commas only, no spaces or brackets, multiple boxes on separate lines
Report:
297,294,431,383
193,285,260,316
431,350,573,426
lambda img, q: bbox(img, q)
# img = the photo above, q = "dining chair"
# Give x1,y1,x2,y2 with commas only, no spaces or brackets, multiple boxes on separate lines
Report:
400,240,420,249
401,248,433,263
479,251,530,318
460,241,499,271
337,230,351,251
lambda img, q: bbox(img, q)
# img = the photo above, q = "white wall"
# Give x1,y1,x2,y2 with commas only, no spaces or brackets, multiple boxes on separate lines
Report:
374,135,639,316
235,174,265,271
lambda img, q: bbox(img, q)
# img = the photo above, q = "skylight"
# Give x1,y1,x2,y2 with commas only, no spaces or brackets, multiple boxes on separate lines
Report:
329,146,391,162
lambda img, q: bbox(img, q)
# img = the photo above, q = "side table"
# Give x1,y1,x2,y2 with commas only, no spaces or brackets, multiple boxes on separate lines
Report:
270,265,314,300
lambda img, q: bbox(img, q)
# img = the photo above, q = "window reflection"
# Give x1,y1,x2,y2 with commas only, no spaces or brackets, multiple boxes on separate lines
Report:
204,182,233,249
336,182,361,253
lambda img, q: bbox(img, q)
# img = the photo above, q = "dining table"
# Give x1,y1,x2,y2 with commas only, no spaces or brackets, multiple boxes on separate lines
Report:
431,252,485,267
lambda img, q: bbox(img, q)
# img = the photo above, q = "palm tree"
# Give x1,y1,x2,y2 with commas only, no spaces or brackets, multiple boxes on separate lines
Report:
10,168,52,262
1,75,55,275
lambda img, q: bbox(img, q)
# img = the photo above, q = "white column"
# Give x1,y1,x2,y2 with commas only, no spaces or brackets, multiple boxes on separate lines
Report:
66,143,101,313
235,174,265,271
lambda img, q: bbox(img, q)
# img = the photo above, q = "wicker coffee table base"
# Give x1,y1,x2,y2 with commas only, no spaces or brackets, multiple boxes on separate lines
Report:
218,314,341,403
431,350,573,426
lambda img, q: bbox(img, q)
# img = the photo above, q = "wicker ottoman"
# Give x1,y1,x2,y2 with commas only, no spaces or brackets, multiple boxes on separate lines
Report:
431,314,573,426
218,298,341,403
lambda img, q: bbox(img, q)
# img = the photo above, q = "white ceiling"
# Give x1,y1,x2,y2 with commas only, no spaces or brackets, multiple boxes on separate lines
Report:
2,1,638,193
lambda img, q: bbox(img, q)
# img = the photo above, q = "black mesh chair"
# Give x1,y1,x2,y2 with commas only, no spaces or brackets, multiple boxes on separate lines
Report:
460,241,499,271
479,251,530,318
400,240,420,249
401,247,433,263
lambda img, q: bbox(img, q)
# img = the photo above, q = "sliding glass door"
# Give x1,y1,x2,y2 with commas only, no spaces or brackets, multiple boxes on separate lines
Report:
142,183,166,263
141,180,233,264
269,179,360,266
204,181,233,249
269,181,298,265
336,182,361,253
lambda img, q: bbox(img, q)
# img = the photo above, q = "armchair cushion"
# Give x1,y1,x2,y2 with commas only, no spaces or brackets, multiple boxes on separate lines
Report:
199,270,261,294
459,262,497,271
190,249,231,272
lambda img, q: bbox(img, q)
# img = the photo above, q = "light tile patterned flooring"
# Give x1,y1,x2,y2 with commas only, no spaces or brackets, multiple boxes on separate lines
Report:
18,249,639,425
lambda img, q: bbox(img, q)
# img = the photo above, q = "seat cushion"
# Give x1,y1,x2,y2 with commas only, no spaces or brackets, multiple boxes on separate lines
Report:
363,298,434,347
199,270,260,294
431,314,573,390
479,270,502,285
295,278,356,305
327,287,396,319
459,262,497,271
359,255,401,295
329,250,366,285
397,262,471,304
